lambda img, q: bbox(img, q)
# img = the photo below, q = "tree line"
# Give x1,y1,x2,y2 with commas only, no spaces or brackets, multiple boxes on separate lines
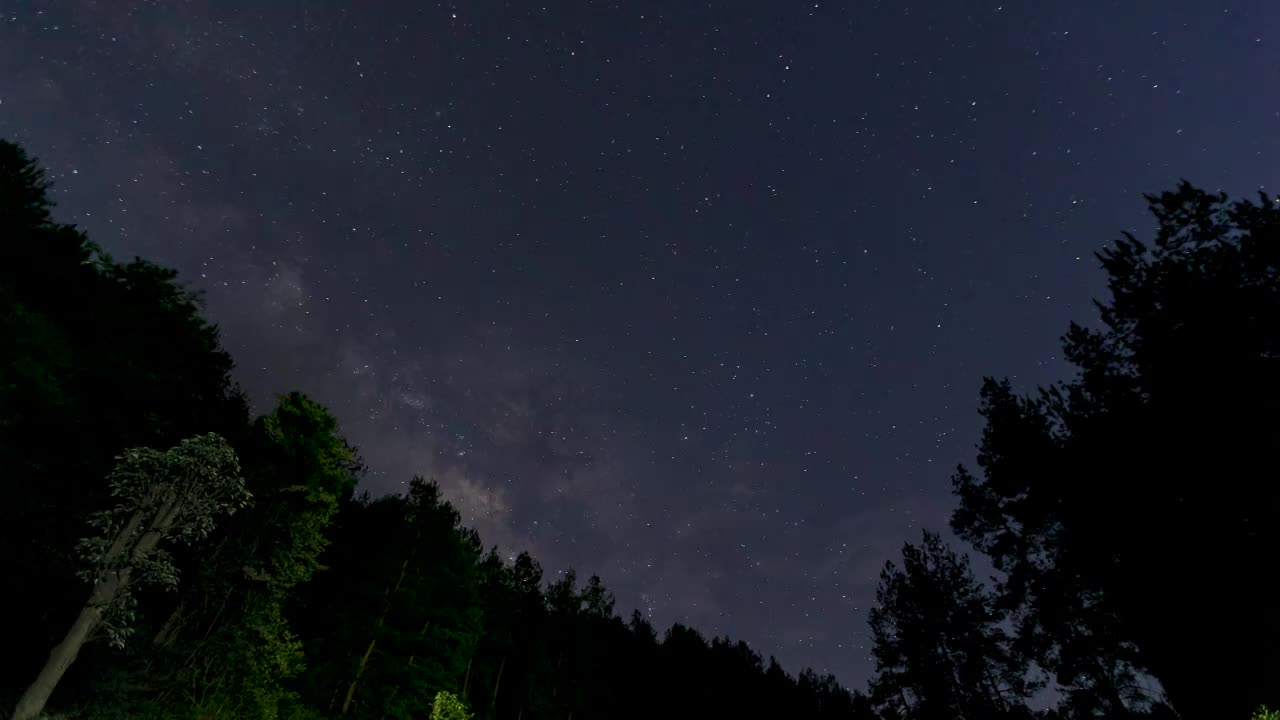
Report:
1,139,1274,719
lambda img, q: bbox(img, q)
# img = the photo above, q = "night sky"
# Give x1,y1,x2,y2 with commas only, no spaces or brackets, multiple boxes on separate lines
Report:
3,0,1276,690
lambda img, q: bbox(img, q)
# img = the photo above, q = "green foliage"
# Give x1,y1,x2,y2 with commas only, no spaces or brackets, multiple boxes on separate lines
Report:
82,434,250,556
1253,706,1279,720
148,394,359,719
431,691,473,720
76,433,249,649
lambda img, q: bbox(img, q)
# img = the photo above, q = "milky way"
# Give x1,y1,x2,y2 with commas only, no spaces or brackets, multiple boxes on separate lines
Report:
3,0,1274,688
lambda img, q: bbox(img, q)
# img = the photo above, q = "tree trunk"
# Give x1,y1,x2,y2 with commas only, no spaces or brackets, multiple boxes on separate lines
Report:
462,653,473,697
152,598,187,649
152,528,235,651
340,636,378,715
980,666,1008,714
10,598,104,720
486,655,506,719
407,620,431,669
1100,670,1130,718
551,651,562,698
1082,655,1130,718
11,494,179,720
341,556,412,715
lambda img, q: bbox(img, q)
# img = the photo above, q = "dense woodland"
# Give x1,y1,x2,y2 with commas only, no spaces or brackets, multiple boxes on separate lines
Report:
1,138,1275,720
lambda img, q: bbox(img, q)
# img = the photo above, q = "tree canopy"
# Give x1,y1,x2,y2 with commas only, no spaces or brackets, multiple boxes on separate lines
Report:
951,182,1279,719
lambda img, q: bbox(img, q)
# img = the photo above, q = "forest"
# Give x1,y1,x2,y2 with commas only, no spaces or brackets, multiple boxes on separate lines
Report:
1,138,1275,720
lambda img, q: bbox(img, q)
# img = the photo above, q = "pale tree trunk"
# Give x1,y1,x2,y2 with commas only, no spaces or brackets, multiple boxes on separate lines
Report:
152,531,233,651
341,556,411,715
10,591,107,720
151,598,187,649
551,651,562,698
406,620,431,669
340,635,379,715
486,655,506,720
12,490,182,720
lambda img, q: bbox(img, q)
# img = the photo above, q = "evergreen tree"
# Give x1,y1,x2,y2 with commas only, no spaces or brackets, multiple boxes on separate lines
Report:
465,550,553,720
290,478,482,720
867,531,1034,720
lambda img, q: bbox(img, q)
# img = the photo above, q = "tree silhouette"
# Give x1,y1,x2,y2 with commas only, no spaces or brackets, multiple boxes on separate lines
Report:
288,478,482,720
867,531,1034,720
952,182,1280,719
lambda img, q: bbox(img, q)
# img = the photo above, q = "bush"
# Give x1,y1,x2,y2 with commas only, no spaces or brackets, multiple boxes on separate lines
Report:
430,691,472,720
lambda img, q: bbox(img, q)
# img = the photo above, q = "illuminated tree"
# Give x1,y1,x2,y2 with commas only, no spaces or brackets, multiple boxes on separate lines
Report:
11,434,248,720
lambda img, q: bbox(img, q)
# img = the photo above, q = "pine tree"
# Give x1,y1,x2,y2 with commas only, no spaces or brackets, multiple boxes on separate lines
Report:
290,478,481,720
867,531,1034,720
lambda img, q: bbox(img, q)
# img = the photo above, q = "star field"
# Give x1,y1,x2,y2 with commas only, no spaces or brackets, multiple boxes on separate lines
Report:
2,0,1275,688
